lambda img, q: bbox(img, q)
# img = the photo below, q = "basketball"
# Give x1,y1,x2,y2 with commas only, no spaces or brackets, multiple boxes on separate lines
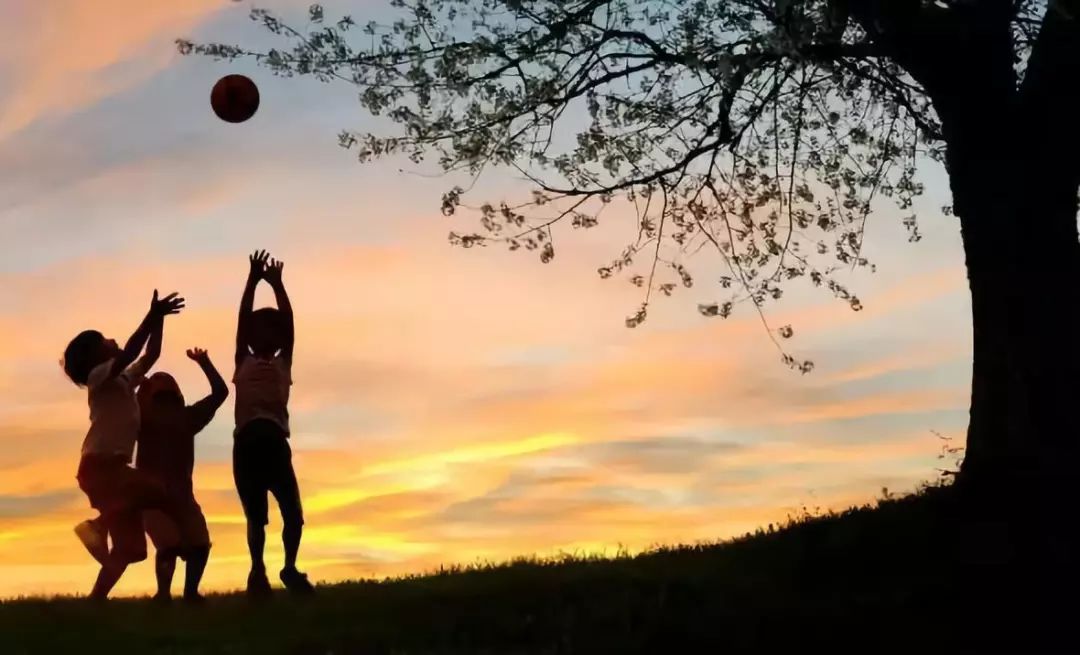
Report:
210,74,260,123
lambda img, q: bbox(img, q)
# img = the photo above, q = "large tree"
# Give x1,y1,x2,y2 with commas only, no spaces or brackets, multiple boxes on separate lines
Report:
182,0,1080,494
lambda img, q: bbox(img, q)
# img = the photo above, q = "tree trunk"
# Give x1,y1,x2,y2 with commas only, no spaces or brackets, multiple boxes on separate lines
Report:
947,108,1080,646
846,0,1080,645
950,140,1080,476
957,196,1080,484
849,0,1080,487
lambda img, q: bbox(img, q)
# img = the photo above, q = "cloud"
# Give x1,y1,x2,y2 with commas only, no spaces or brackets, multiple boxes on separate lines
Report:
0,0,976,600
0,491,79,519
0,0,228,140
0,130,971,598
574,436,745,476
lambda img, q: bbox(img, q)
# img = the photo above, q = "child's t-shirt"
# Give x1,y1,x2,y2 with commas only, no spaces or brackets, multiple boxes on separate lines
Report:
81,355,153,461
136,399,219,499
233,353,292,435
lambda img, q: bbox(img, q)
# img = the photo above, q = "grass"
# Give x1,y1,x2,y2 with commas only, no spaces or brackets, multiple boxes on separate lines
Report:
0,483,1047,654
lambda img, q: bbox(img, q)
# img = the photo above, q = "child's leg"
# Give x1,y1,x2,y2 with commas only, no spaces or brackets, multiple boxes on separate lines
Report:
233,429,270,572
145,508,181,599
282,522,301,572
180,503,211,600
246,522,267,570
269,451,304,572
90,563,128,600
270,437,313,594
75,458,118,565
90,509,146,599
154,550,177,599
183,546,210,599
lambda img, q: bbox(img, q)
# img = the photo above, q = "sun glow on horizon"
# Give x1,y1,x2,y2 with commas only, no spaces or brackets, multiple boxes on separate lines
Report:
0,0,970,599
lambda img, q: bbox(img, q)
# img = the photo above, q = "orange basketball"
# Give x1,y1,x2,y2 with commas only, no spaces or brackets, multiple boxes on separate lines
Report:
210,74,260,123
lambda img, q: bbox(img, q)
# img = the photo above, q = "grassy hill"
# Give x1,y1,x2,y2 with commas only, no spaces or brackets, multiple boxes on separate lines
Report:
0,483,1051,654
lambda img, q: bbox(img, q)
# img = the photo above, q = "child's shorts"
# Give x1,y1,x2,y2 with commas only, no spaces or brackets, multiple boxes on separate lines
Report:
144,497,210,558
76,454,166,565
233,419,304,528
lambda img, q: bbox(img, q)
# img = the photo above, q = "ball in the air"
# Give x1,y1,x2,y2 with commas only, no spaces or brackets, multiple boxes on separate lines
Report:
210,74,260,123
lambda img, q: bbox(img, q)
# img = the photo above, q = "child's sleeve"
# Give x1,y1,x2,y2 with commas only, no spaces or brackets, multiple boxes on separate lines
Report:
185,398,221,436
123,354,155,385
86,360,115,390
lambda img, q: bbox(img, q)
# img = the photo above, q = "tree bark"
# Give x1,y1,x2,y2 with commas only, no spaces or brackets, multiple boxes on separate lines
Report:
834,0,1080,646
956,171,1080,486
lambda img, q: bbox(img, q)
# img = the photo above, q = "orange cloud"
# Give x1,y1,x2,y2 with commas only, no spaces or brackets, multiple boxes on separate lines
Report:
0,1,235,140
0,225,968,598
0,0,975,600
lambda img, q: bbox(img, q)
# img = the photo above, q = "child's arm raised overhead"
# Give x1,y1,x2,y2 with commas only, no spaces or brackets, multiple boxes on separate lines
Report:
237,250,269,367
264,257,295,360
109,290,184,379
186,348,229,433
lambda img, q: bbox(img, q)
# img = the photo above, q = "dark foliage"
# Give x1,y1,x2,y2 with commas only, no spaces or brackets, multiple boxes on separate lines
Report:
179,1,1062,369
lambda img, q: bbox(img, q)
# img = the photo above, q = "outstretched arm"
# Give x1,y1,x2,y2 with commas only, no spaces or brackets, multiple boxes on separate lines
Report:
187,348,229,433
189,348,229,408
263,257,294,360
237,250,268,367
109,290,184,379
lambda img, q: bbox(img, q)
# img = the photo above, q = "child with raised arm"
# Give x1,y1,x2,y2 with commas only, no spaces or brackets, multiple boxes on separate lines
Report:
233,250,313,597
62,290,185,600
136,347,229,604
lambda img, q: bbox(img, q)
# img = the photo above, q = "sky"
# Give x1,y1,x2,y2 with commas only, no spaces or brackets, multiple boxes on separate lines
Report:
0,0,972,598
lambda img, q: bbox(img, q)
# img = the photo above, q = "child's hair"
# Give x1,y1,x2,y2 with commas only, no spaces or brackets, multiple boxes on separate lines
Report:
251,307,283,327
137,372,185,412
248,307,287,352
62,330,106,386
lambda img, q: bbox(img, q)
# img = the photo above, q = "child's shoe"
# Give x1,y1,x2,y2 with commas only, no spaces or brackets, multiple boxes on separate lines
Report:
280,567,314,595
246,567,272,599
74,519,108,565
182,592,206,606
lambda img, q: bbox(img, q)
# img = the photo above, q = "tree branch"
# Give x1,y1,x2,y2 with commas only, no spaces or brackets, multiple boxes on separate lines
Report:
1019,0,1080,188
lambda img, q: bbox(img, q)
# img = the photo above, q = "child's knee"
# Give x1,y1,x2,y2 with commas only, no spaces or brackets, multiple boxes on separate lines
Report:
156,547,182,561
282,509,304,531
110,547,147,566
183,544,211,561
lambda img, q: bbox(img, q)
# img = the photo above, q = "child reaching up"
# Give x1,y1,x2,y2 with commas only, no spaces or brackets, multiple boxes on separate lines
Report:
234,250,313,597
62,290,185,600
136,348,229,604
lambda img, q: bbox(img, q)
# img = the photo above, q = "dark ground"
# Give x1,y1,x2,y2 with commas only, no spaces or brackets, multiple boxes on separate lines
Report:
1,483,1069,654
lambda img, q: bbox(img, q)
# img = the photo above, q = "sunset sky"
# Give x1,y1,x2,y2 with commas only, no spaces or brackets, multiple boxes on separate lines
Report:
0,0,972,598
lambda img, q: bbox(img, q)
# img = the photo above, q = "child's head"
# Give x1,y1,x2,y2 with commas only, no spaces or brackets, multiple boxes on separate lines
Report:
62,330,121,386
247,308,287,357
137,372,185,417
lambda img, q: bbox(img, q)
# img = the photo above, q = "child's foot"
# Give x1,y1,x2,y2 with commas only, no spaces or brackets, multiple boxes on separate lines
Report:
74,520,108,565
182,592,206,606
152,592,172,605
246,568,272,599
279,567,315,595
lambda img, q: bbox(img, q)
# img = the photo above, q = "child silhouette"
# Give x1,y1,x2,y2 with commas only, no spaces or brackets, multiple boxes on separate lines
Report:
62,290,185,599
233,250,313,596
136,347,228,604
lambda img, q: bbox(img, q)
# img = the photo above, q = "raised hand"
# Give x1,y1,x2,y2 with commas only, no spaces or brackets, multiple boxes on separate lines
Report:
249,250,270,278
264,257,285,286
150,290,185,318
186,347,211,363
